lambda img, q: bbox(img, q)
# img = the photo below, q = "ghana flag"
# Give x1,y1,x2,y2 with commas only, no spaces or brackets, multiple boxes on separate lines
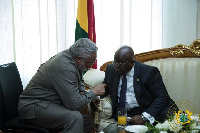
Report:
75,0,97,69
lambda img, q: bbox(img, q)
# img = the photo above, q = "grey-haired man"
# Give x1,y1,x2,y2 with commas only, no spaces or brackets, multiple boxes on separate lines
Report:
18,38,105,133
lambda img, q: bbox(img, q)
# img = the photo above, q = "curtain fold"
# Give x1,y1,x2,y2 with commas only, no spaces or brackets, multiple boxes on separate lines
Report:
0,0,76,88
197,0,200,38
0,0,199,88
94,0,199,68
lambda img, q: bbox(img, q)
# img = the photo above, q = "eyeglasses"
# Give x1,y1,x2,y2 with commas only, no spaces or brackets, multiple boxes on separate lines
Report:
112,59,134,67
84,58,97,66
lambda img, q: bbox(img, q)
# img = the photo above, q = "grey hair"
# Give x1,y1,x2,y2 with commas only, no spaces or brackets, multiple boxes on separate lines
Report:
69,38,98,59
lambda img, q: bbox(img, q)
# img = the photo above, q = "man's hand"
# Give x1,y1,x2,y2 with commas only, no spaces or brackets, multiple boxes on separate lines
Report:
129,115,145,125
91,83,106,96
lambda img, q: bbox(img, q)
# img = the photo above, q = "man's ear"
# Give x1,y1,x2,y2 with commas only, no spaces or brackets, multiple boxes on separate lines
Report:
77,56,82,62
74,56,82,64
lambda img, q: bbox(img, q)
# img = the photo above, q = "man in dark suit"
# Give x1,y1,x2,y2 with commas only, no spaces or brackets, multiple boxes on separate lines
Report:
101,46,177,125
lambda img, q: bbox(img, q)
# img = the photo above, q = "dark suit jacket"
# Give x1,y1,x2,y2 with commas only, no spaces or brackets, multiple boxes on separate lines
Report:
101,61,177,122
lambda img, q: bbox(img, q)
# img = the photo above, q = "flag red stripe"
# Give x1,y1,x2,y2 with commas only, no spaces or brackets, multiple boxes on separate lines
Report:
87,0,95,43
87,0,97,68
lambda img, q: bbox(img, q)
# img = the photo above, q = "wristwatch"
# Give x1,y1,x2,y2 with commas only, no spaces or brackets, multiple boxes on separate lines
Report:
141,114,150,123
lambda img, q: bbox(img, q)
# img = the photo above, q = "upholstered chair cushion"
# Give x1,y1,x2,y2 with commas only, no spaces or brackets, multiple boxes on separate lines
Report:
144,58,200,112
83,69,105,89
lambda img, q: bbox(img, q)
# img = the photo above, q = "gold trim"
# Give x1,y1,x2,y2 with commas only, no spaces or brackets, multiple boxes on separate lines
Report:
171,39,200,56
188,39,200,56
170,49,184,56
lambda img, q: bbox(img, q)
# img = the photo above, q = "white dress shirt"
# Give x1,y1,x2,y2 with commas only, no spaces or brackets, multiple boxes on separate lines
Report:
117,66,139,108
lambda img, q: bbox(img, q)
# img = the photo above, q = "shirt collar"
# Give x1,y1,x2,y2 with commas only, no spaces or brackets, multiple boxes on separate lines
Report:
127,65,134,76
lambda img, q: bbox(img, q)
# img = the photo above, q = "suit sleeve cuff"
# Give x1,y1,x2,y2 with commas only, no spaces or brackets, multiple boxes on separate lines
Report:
88,90,96,100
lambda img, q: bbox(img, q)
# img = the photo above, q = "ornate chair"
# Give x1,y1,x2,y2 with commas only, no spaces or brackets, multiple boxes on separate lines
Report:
100,39,200,113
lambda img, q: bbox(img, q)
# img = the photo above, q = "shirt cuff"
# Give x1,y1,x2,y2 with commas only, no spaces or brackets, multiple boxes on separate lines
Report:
142,112,155,124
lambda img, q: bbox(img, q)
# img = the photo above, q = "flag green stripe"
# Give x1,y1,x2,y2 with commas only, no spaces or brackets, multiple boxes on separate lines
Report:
75,20,88,41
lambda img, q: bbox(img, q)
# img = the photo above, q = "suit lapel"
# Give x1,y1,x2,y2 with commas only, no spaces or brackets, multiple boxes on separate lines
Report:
134,61,141,103
112,74,120,109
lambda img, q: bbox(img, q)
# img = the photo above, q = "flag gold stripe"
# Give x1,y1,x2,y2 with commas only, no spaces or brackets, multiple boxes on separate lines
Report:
77,0,88,33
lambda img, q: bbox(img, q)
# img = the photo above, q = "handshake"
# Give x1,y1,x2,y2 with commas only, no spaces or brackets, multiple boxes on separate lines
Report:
91,83,106,96
90,83,106,112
